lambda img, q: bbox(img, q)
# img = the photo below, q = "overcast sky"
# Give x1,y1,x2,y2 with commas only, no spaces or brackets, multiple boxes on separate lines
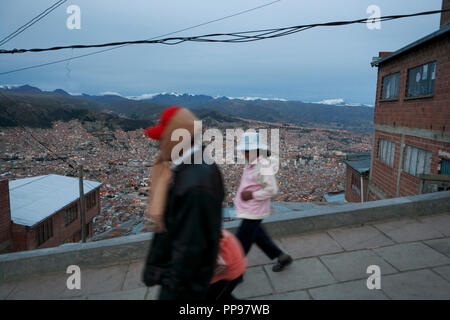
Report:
0,0,444,105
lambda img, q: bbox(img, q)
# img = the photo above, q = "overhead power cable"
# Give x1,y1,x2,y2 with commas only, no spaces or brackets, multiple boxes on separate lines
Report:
0,0,282,75
0,0,68,47
0,9,448,55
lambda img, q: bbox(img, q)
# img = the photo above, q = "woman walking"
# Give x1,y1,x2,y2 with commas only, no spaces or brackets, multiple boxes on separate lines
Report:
234,132,292,273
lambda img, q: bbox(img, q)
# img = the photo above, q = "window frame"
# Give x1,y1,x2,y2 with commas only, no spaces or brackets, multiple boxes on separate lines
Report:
378,138,395,167
405,61,437,99
36,218,53,246
403,145,432,177
65,203,78,227
380,72,400,101
86,191,97,210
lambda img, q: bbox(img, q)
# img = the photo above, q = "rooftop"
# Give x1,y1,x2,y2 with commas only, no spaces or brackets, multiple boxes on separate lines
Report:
371,23,450,67
1,191,449,300
343,154,371,175
9,174,102,226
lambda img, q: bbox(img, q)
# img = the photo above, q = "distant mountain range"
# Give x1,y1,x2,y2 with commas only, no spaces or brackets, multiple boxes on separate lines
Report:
0,85,374,133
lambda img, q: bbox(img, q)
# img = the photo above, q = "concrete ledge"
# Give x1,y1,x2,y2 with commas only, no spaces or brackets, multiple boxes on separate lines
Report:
1,191,449,283
241,190,450,239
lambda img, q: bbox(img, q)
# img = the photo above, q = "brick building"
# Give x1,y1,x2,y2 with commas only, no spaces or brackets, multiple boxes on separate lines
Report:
0,179,13,253
5,174,102,252
368,2,450,200
343,153,370,202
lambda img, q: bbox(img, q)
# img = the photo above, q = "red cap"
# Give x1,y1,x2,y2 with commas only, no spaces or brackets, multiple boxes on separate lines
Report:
145,106,182,140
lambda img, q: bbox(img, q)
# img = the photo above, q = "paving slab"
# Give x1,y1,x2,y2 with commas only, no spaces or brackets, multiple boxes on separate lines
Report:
373,218,444,243
263,257,336,293
319,249,397,282
234,266,273,299
0,281,16,300
424,238,450,257
433,265,450,282
418,213,450,237
374,242,450,271
251,290,310,300
278,232,343,259
122,261,146,290
87,287,147,300
59,263,128,298
381,269,450,300
6,273,68,299
327,225,394,251
309,279,388,300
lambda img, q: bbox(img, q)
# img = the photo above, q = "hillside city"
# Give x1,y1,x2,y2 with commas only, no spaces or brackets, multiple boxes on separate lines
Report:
0,119,372,238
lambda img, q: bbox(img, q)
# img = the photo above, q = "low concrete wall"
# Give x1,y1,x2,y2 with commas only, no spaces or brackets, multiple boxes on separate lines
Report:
1,191,449,283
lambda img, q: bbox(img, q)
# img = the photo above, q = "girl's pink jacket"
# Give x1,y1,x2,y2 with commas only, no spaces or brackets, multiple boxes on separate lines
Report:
233,156,278,220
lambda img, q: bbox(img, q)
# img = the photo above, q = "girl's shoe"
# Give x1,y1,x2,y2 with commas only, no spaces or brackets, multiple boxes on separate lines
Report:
272,253,293,272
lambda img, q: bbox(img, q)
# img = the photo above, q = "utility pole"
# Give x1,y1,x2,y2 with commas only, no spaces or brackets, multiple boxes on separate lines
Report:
79,165,86,243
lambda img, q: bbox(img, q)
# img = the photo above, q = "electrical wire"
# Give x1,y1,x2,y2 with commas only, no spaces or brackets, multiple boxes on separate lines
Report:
0,0,68,47
0,0,282,75
0,9,447,55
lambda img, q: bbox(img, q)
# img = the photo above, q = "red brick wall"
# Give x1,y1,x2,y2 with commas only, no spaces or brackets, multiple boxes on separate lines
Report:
0,179,12,252
369,29,450,199
345,166,369,202
12,188,101,251
374,35,450,132
368,191,381,201
442,0,450,28
371,130,450,198
11,224,29,252
370,131,402,198
398,135,450,196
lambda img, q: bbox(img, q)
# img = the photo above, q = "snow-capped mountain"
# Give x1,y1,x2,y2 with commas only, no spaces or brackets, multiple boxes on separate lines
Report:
314,98,373,107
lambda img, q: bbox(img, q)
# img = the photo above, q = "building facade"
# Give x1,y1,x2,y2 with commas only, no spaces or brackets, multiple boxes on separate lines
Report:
4,174,102,252
344,154,370,202
368,4,450,200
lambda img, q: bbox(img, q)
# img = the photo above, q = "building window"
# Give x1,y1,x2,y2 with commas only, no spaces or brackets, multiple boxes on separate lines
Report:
36,218,53,246
65,203,78,226
381,72,400,99
404,145,432,176
86,191,97,210
406,61,436,98
441,159,450,175
378,139,395,167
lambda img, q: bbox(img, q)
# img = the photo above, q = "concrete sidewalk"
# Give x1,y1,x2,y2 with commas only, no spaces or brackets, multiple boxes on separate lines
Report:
1,213,450,300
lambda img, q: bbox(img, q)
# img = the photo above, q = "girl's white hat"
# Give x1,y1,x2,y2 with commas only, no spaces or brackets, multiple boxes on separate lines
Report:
236,132,269,151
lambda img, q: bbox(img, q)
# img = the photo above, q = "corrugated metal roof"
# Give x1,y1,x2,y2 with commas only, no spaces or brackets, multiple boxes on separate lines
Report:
344,158,371,174
372,24,450,67
9,174,102,227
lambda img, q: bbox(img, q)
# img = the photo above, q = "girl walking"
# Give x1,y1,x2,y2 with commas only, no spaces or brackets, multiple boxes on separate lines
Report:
234,132,292,273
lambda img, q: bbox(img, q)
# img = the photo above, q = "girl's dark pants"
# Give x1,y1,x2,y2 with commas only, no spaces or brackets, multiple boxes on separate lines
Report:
236,219,282,259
